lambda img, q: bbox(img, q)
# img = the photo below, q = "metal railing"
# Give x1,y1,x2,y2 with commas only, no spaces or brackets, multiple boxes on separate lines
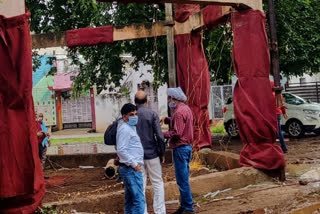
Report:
285,82,320,103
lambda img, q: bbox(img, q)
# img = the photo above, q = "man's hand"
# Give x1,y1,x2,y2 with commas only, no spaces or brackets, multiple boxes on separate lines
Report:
160,117,166,126
114,158,120,166
48,141,51,147
134,165,141,171
37,131,44,137
160,156,165,164
284,113,288,120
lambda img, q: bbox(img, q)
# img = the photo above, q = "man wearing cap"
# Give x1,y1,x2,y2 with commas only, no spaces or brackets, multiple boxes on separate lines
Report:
161,87,194,214
135,91,166,214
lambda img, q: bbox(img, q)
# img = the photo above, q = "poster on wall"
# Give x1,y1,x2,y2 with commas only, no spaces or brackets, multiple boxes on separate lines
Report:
62,96,92,124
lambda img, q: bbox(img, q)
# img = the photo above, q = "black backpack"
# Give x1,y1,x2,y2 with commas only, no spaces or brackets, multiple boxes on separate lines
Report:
104,119,120,145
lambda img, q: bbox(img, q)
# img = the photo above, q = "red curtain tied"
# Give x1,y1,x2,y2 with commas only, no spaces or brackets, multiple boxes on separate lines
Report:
174,4,200,23
202,5,227,30
66,25,113,48
174,4,212,151
231,10,285,170
0,12,45,213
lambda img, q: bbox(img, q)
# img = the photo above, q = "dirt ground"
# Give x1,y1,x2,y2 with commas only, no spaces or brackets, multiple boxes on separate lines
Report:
212,135,320,164
44,163,211,203
194,135,320,214
44,135,320,213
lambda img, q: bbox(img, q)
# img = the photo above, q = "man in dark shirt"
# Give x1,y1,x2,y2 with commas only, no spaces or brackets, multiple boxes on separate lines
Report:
135,91,166,214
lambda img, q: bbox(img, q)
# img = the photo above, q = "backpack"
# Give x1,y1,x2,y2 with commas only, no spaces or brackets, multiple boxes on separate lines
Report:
104,119,120,145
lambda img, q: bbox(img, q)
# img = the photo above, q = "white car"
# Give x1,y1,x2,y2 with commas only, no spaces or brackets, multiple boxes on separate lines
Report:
223,92,320,138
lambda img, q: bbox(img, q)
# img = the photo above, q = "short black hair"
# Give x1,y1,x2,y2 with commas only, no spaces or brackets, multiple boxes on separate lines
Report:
134,96,147,105
121,103,137,116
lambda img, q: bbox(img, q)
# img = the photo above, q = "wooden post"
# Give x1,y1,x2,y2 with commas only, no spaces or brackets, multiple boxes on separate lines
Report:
90,88,96,131
267,0,281,92
165,3,177,88
0,0,25,17
55,91,63,130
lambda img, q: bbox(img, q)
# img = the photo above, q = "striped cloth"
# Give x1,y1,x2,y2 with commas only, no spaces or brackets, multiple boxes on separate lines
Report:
163,103,194,149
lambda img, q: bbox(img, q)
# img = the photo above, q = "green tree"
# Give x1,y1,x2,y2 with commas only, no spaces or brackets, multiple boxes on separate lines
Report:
274,0,320,76
27,0,167,95
26,0,320,93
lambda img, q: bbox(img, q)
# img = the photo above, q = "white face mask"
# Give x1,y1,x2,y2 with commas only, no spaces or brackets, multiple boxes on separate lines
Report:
168,100,176,109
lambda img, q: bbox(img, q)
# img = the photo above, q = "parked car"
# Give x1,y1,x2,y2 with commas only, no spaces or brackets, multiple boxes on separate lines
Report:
223,92,320,138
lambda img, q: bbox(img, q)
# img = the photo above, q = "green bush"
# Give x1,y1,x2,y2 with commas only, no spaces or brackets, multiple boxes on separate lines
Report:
210,125,226,134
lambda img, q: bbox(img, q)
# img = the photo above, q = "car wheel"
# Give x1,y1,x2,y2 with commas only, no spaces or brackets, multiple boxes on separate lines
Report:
226,120,239,138
286,120,304,137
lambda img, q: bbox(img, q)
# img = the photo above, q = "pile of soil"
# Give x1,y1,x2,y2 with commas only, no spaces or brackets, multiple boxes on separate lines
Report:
44,163,212,203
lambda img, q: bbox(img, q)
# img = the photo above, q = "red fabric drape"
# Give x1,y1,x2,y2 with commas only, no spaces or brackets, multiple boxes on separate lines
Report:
202,5,227,30
174,4,200,23
0,12,45,213
66,26,113,48
175,32,212,151
231,10,285,169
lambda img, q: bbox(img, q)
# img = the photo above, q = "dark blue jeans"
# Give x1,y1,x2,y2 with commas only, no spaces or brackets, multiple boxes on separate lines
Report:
119,166,145,214
277,114,288,153
173,145,194,212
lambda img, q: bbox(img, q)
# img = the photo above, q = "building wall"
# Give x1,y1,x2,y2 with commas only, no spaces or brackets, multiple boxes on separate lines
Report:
32,55,56,126
288,74,320,84
95,94,130,132
94,56,168,132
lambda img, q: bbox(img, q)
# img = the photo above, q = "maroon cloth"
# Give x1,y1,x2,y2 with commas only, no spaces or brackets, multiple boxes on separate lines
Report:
36,122,45,144
163,103,194,149
231,10,285,169
0,12,45,213
66,26,113,48
174,32,212,151
202,5,227,30
174,4,200,23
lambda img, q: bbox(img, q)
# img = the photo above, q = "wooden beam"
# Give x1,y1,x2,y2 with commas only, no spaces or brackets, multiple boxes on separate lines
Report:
0,0,25,17
165,3,177,88
31,6,231,49
31,32,66,49
113,22,167,41
97,0,262,11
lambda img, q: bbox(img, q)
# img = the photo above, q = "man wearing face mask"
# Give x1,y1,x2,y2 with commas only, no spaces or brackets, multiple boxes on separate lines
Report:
117,103,145,214
161,87,194,214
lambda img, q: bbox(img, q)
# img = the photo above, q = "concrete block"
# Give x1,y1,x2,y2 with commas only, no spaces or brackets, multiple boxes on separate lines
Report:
199,150,240,170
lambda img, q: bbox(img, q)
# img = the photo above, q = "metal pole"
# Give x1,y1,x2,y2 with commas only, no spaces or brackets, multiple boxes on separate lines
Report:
267,0,281,94
165,3,177,88
316,82,319,103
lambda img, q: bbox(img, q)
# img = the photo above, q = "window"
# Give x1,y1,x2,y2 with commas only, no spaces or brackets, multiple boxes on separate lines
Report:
283,93,306,105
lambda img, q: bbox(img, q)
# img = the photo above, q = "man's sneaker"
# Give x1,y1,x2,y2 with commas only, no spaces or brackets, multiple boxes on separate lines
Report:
172,207,184,214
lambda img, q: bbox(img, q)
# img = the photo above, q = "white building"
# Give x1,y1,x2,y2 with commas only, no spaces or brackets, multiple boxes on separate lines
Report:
95,55,168,132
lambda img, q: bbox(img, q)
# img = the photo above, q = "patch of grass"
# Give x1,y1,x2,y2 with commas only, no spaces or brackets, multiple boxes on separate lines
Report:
35,206,58,214
50,137,104,146
210,125,226,134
